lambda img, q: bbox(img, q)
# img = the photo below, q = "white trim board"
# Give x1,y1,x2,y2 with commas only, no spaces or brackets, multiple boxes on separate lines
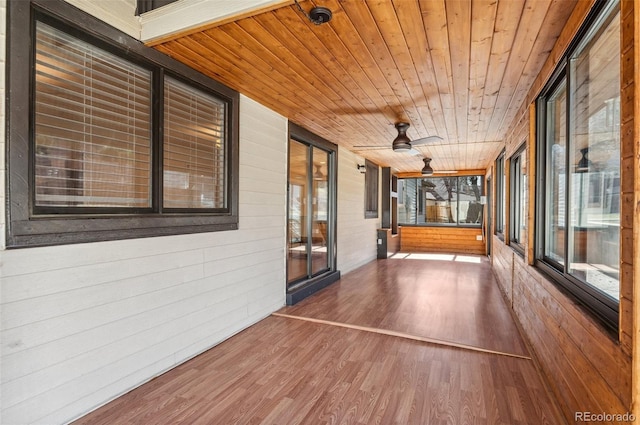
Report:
140,0,290,43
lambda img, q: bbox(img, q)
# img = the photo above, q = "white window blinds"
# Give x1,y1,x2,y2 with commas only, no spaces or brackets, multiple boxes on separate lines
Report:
34,21,152,208
163,76,226,209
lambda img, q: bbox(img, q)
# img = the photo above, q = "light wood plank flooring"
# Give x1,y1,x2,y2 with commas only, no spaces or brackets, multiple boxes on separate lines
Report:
73,254,562,425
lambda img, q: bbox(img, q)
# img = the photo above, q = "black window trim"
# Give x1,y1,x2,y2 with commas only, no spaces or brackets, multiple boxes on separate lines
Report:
6,0,240,248
494,150,506,240
397,175,484,228
534,0,620,332
508,143,526,256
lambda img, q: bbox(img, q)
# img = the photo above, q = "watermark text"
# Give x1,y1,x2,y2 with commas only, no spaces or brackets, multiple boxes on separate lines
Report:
575,411,636,422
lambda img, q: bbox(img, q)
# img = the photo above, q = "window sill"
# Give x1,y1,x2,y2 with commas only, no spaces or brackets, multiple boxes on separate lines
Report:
534,259,619,336
7,214,238,248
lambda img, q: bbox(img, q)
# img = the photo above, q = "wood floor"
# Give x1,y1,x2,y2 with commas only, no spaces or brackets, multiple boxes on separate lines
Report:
73,254,563,425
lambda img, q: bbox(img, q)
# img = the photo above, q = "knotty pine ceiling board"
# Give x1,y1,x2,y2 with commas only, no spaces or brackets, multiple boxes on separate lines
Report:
153,0,577,173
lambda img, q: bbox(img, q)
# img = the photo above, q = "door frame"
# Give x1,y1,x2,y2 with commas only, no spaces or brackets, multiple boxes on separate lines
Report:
286,122,340,304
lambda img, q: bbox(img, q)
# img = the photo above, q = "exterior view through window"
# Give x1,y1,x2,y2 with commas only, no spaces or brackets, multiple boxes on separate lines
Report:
398,176,484,226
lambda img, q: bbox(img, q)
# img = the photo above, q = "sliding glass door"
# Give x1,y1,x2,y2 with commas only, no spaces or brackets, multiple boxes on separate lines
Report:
287,138,335,288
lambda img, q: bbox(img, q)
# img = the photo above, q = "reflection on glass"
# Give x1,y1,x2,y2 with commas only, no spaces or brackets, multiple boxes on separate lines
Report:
568,7,620,300
545,81,567,265
287,140,308,284
424,178,457,223
287,142,331,286
457,176,484,224
311,147,329,275
512,153,527,246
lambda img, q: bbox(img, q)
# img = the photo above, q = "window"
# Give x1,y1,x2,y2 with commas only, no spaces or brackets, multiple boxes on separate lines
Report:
398,176,483,226
7,1,239,247
163,76,227,209
495,152,506,238
509,145,527,254
536,0,620,329
34,20,153,210
364,159,379,218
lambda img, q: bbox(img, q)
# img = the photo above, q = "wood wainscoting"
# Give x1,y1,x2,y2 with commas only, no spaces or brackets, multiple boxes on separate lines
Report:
400,226,485,255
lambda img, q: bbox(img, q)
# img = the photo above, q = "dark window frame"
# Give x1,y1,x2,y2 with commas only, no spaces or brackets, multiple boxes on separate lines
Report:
6,0,240,248
286,122,339,290
509,143,526,256
494,151,506,239
364,159,379,219
397,175,484,228
135,0,179,15
535,0,620,332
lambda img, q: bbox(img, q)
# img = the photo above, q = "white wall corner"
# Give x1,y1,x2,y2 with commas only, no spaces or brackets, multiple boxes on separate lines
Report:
140,0,288,43
64,0,142,40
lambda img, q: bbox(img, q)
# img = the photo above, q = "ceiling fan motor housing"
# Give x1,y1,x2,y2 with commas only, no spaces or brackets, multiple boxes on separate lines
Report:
392,122,412,151
421,157,434,175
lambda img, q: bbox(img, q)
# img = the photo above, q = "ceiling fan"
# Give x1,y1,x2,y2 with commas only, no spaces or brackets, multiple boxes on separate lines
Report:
419,157,457,175
353,122,443,152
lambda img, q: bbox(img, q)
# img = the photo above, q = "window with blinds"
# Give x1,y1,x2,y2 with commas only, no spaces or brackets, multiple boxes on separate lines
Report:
34,21,152,209
7,2,239,247
163,77,226,209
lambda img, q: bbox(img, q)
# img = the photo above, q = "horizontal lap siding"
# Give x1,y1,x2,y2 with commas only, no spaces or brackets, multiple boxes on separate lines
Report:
336,148,379,274
493,241,632,420
491,235,514,304
0,95,288,424
399,226,485,255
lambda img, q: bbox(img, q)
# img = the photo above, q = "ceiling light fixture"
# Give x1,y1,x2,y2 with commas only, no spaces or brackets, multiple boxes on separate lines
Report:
294,0,332,25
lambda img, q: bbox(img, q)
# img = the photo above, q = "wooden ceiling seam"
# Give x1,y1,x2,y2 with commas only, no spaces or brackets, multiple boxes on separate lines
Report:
332,0,433,142
153,0,580,173
271,5,399,142
366,0,438,139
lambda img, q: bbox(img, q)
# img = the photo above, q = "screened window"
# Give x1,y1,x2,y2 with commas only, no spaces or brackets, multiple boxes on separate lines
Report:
7,2,239,247
495,152,506,237
509,145,527,254
536,0,620,329
398,176,483,226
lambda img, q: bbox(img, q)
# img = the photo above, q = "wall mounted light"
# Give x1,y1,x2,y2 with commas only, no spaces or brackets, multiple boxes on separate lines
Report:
357,164,366,174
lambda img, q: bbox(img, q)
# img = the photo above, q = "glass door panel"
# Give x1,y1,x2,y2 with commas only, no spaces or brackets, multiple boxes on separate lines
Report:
287,140,309,284
311,147,329,275
544,80,567,265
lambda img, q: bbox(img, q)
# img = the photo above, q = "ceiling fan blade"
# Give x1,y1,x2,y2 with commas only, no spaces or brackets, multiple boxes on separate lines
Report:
411,135,444,146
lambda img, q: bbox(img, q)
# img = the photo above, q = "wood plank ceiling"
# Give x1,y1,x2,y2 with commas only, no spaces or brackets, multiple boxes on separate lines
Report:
151,0,577,174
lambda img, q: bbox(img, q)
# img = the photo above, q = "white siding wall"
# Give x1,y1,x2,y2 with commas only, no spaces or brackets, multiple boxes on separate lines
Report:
0,95,288,424
0,2,379,423
64,0,140,39
336,148,380,274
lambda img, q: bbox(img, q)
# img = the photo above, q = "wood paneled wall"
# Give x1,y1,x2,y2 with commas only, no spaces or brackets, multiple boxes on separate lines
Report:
493,240,631,419
489,1,636,422
400,226,484,255
632,0,640,417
